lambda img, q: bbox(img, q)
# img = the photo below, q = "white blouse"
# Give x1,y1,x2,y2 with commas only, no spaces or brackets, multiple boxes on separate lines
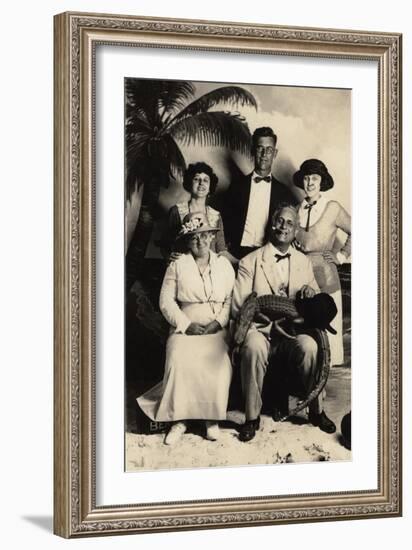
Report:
159,251,235,334
298,194,327,229
297,195,349,264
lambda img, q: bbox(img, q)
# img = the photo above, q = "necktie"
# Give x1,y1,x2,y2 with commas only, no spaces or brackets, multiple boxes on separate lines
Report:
275,253,290,262
253,175,271,183
304,201,317,231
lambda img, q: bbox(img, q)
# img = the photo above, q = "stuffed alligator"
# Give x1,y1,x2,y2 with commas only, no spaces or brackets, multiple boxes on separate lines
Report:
233,292,336,422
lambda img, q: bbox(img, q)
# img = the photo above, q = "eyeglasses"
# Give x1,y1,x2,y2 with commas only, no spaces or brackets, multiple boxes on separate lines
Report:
255,146,275,155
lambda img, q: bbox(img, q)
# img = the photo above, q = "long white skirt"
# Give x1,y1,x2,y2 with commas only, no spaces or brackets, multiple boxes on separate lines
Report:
137,330,232,422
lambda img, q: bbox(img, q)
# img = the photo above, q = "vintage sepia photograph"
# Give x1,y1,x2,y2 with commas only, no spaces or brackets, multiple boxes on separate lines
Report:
124,77,352,472
53,12,401,537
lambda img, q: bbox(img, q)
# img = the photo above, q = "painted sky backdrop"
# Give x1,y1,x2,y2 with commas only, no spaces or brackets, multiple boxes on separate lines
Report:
125,79,351,255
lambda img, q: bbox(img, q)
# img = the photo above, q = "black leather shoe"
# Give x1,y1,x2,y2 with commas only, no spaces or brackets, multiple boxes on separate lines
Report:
309,411,336,434
238,417,260,442
272,407,289,422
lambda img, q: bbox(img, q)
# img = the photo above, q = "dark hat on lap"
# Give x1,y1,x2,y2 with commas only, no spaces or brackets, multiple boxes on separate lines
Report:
296,292,338,335
293,159,334,191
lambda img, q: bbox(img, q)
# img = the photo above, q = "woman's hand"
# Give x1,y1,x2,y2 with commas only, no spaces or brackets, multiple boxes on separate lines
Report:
322,250,339,265
202,320,222,335
185,322,206,335
168,252,183,264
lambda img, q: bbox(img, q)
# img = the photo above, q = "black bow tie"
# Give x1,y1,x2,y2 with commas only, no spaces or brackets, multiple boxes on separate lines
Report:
275,253,290,262
253,175,271,183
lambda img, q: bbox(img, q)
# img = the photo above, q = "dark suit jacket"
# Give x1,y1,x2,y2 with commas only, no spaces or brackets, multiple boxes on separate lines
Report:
221,172,298,258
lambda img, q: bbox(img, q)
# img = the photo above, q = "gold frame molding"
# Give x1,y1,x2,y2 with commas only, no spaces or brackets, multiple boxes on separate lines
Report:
53,11,402,538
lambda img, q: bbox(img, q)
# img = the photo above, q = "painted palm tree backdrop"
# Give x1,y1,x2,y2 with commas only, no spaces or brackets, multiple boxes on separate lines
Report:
125,78,257,290
124,80,352,457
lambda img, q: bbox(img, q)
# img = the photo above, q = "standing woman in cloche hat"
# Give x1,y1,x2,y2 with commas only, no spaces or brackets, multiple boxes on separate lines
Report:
293,159,351,366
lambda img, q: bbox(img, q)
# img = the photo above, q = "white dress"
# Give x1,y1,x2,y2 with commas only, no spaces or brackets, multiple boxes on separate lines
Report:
137,251,235,421
296,195,351,365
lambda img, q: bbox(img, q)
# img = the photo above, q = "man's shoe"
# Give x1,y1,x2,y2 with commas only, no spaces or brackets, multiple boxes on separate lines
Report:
308,411,336,434
238,417,260,442
272,407,289,422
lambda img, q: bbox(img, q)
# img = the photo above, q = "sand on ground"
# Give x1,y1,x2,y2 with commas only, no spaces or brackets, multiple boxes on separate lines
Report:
126,366,351,472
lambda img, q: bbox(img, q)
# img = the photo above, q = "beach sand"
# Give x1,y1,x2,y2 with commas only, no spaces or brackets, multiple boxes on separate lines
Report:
126,365,351,472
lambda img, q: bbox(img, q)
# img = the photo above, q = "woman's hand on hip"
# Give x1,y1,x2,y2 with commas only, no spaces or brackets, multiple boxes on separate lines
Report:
185,322,206,335
322,250,339,264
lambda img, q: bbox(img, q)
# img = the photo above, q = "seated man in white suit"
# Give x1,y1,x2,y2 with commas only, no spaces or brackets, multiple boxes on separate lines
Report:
232,203,336,442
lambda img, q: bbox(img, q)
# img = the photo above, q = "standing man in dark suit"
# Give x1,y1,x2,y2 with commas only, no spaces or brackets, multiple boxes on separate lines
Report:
222,127,298,261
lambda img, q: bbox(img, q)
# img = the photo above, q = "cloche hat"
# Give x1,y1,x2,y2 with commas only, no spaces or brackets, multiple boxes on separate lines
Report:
293,159,334,192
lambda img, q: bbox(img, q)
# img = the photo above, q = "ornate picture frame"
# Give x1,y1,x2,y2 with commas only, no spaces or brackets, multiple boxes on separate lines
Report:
54,11,402,537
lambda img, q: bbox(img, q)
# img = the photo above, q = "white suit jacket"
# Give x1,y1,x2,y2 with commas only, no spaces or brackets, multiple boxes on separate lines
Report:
231,242,319,336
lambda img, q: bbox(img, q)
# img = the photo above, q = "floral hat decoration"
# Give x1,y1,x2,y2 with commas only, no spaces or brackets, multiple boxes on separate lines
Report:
177,212,219,240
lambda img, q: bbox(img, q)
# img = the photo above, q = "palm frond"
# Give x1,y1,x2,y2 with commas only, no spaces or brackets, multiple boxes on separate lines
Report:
170,111,253,155
126,115,154,140
126,79,195,126
126,79,163,128
164,86,257,130
162,134,187,180
126,133,187,198
157,81,195,115
125,82,257,201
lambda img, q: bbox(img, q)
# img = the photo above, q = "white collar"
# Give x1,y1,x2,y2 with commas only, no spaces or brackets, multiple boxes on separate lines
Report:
186,249,217,265
301,194,324,209
251,171,272,181
269,242,291,256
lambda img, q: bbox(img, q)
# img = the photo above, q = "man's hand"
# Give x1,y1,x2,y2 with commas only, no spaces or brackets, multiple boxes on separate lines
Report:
202,320,222,335
299,285,316,299
254,312,271,325
185,322,206,335
272,318,297,340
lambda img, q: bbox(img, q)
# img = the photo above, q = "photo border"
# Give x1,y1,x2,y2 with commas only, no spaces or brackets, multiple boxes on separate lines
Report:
53,11,402,537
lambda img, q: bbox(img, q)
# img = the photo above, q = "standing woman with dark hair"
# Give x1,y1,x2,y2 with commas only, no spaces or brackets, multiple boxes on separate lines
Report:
293,159,351,366
163,161,237,264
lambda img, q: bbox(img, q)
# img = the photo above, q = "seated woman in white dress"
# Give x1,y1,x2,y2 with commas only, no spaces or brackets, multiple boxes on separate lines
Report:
293,159,351,365
137,212,236,445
